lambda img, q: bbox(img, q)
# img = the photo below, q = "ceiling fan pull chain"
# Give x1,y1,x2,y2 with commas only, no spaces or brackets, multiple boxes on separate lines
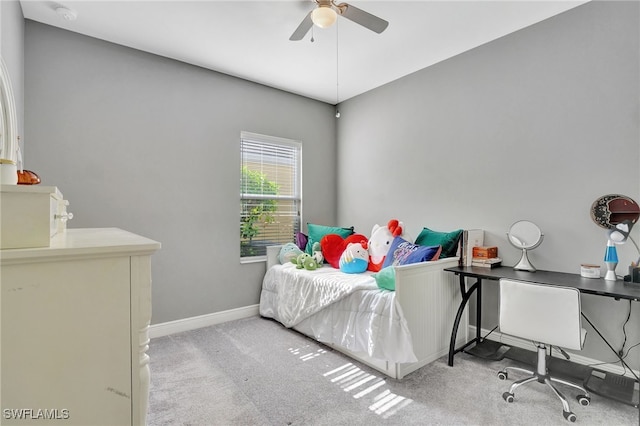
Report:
335,20,340,118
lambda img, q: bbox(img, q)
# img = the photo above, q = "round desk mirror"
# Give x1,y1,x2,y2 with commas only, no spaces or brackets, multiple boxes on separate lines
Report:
507,220,544,272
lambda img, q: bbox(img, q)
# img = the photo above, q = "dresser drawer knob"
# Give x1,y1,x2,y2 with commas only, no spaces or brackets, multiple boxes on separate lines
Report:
55,212,74,222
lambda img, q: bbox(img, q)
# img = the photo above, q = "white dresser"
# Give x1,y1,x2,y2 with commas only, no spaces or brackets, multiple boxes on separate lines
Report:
1,228,160,425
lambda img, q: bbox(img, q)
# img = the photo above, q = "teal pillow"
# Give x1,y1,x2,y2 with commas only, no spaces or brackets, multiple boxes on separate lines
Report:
305,223,354,254
414,227,463,259
374,266,396,291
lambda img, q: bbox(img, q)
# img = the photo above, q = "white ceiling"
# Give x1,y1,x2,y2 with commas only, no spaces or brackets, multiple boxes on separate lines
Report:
19,0,588,104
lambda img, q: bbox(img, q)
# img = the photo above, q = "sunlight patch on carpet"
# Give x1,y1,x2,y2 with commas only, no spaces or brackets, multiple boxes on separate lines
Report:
353,378,386,399
288,344,328,361
286,343,415,419
323,362,354,376
321,362,414,419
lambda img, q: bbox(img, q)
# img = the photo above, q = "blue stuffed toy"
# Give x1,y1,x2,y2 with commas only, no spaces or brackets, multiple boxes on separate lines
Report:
339,242,369,274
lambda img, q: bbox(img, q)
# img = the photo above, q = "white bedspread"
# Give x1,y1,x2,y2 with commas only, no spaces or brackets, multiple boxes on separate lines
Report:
260,263,418,363
260,262,377,327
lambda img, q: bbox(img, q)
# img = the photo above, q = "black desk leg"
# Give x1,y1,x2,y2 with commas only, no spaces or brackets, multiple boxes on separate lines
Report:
476,277,482,341
448,275,481,366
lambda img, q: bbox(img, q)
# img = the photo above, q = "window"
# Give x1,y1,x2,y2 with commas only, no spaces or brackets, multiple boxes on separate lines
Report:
240,131,301,260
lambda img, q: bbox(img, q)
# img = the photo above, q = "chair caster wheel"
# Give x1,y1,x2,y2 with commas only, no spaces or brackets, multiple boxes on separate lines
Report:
563,411,577,422
497,371,508,380
502,392,514,403
576,395,590,406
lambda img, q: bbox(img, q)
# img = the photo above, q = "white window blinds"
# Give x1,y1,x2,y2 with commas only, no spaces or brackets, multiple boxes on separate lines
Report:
240,132,301,259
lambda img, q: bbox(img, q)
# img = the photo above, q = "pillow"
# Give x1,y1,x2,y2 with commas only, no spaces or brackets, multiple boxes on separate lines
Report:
278,243,303,265
305,223,354,255
367,219,409,272
374,266,396,291
321,233,369,269
339,242,369,274
414,227,463,259
382,236,441,268
295,232,308,251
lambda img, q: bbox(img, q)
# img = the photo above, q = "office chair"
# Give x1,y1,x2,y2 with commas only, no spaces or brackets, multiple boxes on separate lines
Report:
497,278,591,422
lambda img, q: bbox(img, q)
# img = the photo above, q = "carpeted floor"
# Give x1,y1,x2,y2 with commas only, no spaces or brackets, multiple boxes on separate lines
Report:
148,316,639,425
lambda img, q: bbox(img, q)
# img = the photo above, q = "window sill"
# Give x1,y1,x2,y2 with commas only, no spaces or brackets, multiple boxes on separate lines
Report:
240,256,267,264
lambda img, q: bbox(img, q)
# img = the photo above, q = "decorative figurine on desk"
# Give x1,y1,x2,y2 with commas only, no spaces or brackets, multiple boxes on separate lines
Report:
507,220,544,272
590,194,640,281
604,220,634,281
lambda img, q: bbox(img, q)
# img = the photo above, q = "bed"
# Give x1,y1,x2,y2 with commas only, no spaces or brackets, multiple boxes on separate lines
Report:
260,245,469,379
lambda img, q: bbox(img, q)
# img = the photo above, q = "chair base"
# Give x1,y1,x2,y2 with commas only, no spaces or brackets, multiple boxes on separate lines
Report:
497,346,591,422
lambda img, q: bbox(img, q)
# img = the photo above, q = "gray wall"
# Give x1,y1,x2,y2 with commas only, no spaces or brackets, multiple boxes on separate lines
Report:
337,1,639,368
19,1,640,369
24,21,338,324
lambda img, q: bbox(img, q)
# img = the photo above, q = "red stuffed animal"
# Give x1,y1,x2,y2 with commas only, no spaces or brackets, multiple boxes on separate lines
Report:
321,233,369,269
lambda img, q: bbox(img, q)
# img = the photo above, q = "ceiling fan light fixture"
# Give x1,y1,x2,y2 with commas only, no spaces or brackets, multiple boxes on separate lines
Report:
311,6,337,28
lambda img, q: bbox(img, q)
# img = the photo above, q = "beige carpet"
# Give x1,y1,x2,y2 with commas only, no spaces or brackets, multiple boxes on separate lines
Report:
148,316,639,425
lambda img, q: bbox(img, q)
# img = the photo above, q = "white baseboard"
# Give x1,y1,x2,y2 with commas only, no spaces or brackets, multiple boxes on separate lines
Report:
149,304,260,339
470,325,639,380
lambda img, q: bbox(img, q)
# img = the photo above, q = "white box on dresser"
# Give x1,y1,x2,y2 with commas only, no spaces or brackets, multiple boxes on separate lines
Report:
0,185,72,249
1,228,160,425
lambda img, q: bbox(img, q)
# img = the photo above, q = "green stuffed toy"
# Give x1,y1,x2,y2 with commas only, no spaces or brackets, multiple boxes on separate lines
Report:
311,242,324,266
292,252,320,271
291,242,323,271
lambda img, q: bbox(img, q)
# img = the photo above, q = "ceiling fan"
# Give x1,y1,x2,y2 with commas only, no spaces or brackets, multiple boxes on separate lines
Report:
290,0,389,41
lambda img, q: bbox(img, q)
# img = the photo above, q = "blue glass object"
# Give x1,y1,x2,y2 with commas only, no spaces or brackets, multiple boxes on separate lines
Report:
604,241,618,262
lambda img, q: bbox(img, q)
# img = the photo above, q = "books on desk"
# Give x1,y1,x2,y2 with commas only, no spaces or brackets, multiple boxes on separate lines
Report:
471,257,502,268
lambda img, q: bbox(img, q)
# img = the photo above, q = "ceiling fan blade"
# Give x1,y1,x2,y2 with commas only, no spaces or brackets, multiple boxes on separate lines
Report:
339,3,388,34
289,13,313,41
